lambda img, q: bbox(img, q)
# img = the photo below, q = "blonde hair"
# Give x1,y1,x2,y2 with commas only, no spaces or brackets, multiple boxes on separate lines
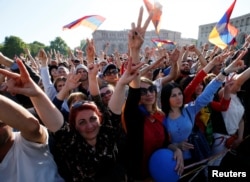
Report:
140,77,161,114
67,92,88,108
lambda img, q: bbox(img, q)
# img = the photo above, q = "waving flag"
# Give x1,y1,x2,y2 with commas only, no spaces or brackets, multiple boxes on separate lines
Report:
151,38,175,47
208,0,238,50
143,0,162,34
63,15,106,31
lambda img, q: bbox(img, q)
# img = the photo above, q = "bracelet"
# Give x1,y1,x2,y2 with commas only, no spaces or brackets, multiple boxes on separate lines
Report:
220,68,229,76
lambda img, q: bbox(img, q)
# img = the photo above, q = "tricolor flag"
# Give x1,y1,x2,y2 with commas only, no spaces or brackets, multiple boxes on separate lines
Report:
63,15,106,31
208,0,238,50
151,38,175,47
143,0,163,34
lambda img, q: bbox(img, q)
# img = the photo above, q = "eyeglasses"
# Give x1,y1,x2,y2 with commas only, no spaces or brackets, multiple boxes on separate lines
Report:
104,69,118,76
100,90,113,97
140,85,156,96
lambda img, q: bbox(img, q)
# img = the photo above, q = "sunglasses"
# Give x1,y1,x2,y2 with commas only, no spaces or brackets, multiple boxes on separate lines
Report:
71,100,93,109
100,90,113,98
104,69,118,76
72,59,80,64
140,85,156,96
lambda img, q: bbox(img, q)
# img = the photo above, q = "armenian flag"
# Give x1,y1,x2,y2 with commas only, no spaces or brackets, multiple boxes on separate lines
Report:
208,0,238,50
151,38,175,47
143,0,162,34
63,15,106,31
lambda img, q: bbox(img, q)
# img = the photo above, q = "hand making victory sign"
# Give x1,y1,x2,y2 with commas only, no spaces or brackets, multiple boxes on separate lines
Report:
128,6,153,64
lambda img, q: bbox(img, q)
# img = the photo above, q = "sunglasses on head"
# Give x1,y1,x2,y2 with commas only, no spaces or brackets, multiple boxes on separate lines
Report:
71,100,93,109
140,85,156,96
100,90,113,97
104,69,118,76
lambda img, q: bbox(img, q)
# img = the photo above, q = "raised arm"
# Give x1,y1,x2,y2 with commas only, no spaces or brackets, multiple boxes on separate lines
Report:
88,63,100,96
0,95,47,143
128,6,152,88
108,58,143,114
0,52,15,67
161,49,180,85
85,39,95,64
0,58,64,132
188,44,207,70
24,48,39,72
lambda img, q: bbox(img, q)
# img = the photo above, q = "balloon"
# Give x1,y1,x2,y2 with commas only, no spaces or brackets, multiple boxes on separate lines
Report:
149,149,179,182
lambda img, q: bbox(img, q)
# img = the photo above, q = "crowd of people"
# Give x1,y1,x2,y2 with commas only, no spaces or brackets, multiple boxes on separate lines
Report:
1,6,250,182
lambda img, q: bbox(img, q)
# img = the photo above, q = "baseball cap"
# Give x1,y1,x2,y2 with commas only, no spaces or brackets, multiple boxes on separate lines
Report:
102,64,117,76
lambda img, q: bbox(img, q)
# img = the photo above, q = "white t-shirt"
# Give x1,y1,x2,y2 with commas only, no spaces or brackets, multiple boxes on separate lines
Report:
0,130,64,182
222,94,244,135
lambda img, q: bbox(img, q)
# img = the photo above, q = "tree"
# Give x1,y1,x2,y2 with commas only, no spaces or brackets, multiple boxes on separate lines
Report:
28,41,46,57
0,44,3,52
1,36,27,58
49,37,69,56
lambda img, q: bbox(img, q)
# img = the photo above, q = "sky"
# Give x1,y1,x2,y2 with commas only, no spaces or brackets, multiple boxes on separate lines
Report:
1,0,250,49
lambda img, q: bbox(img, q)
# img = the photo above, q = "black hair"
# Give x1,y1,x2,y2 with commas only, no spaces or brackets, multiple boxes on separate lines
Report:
161,82,184,116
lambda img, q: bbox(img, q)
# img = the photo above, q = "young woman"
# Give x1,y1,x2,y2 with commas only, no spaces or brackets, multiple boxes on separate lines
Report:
160,50,247,180
122,6,184,181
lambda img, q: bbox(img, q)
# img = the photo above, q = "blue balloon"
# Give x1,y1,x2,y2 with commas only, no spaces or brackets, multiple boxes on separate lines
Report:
149,149,180,182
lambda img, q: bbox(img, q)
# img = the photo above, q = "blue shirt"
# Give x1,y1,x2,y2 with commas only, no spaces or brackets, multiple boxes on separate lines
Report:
163,78,223,159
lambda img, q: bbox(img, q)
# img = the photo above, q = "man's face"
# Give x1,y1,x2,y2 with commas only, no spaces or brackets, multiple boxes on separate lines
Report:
57,67,68,77
103,69,119,84
99,62,108,72
180,61,191,75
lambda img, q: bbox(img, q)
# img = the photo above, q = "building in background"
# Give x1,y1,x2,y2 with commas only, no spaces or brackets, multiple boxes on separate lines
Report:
92,29,196,55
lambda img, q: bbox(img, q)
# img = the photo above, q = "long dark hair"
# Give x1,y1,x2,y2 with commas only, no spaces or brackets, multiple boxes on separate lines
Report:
161,82,184,116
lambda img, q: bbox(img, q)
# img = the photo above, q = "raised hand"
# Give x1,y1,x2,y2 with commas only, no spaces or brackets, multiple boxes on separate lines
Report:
225,49,247,73
87,62,99,79
85,38,95,63
118,57,144,86
38,49,48,67
128,6,153,63
0,58,41,97
128,7,152,50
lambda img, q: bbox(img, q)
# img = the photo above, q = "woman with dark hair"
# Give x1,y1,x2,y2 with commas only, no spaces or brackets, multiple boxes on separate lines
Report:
160,50,247,180
122,6,184,181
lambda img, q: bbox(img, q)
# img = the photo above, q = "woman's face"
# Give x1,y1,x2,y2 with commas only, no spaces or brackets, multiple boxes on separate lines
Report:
169,87,183,109
55,80,65,92
50,68,58,78
140,82,156,106
75,109,101,145
100,86,113,106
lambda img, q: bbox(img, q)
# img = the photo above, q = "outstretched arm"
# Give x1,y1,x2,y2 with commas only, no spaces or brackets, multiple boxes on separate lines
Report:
0,95,47,144
0,57,64,132
109,58,143,114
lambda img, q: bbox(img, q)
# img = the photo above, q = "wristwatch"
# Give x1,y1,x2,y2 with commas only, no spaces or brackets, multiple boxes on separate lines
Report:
221,68,229,76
